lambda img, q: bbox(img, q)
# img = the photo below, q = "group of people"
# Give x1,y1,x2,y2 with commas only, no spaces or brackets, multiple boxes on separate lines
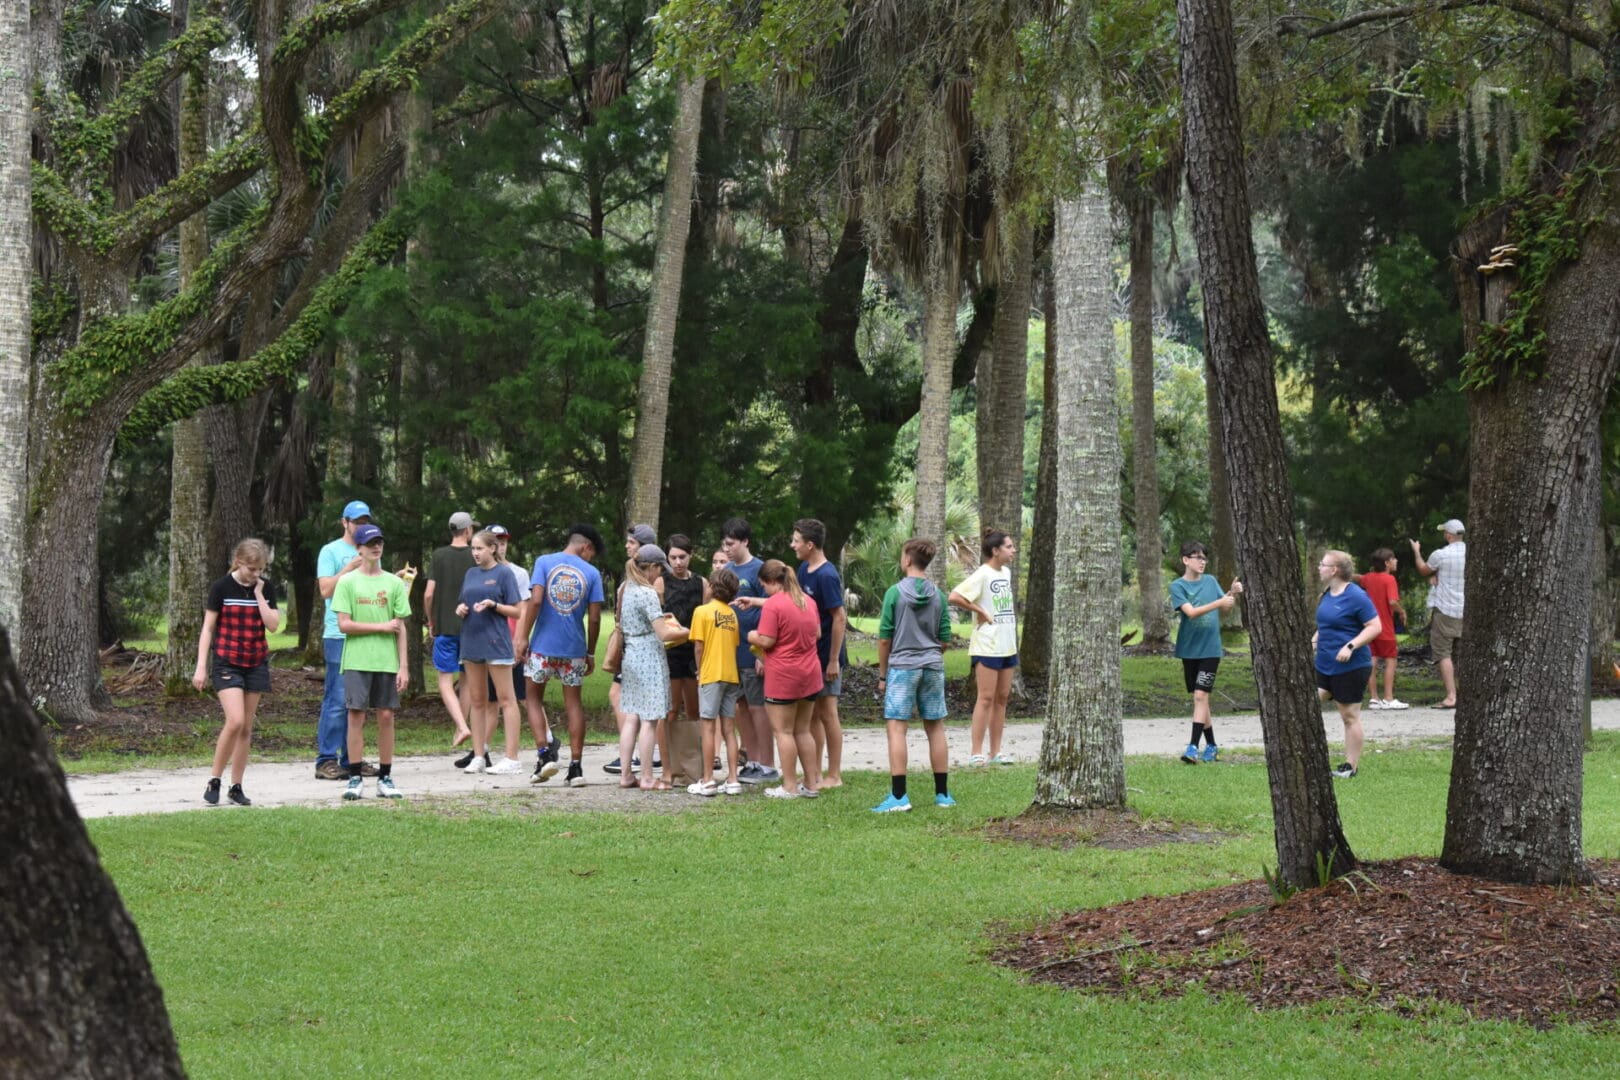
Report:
191,502,1028,812
1168,518,1467,780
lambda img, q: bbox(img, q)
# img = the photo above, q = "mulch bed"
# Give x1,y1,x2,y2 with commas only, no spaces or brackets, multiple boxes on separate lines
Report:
984,807,1233,851
993,856,1620,1026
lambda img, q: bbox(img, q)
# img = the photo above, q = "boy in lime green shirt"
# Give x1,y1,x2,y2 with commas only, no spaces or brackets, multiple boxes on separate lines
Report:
332,524,412,799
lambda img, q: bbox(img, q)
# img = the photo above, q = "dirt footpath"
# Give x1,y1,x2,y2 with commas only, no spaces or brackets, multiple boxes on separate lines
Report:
66,702,1620,818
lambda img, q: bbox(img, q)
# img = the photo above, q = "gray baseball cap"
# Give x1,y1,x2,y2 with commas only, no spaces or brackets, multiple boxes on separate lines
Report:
628,523,657,546
1438,519,1465,534
449,511,475,530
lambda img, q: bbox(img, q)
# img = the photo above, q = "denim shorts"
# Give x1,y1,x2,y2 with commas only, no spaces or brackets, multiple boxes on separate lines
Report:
212,660,271,694
883,667,947,722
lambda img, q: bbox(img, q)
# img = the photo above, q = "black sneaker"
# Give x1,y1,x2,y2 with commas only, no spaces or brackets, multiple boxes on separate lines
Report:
227,784,252,807
566,761,587,788
453,751,475,770
1331,762,1358,779
543,737,561,764
203,778,221,805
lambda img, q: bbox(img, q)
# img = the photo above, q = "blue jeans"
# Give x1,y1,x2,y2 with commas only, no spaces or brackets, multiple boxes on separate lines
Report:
317,637,350,767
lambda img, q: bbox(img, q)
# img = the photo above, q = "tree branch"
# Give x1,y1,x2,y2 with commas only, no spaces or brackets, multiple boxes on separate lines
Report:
104,131,267,256
1277,0,1607,52
121,214,408,442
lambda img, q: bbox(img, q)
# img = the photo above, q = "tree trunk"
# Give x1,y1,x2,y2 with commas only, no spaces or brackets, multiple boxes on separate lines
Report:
0,0,29,634
165,2,214,688
1035,170,1125,809
0,628,185,1075
1128,198,1168,645
1205,349,1239,625
625,74,705,529
1440,110,1620,881
1179,0,1355,885
978,218,1031,594
914,247,962,588
1020,268,1059,684
397,90,432,698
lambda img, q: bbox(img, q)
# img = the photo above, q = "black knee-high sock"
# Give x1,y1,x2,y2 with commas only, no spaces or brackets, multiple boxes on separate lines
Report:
1189,722,1202,745
934,772,949,796
892,774,907,799
1201,725,1216,747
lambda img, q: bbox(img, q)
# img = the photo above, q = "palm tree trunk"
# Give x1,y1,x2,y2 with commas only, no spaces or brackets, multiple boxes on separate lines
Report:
913,246,961,588
1128,198,1168,644
0,0,30,633
1035,164,1125,809
626,74,706,529
1020,266,1059,683
165,0,214,687
977,217,1032,595
1179,0,1354,885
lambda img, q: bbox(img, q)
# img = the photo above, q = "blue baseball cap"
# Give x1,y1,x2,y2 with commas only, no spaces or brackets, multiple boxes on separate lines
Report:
354,524,384,546
342,500,373,521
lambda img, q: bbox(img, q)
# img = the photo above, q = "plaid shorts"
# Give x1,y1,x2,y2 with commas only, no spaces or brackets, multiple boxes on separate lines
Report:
524,654,587,687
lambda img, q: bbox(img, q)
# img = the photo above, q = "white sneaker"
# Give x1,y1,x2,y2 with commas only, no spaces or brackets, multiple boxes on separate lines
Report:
1384,698,1409,710
342,775,364,800
376,776,403,799
721,781,744,796
463,755,487,774
486,756,524,775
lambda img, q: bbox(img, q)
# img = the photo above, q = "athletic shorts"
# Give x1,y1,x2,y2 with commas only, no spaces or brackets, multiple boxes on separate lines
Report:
524,654,587,687
1430,611,1463,661
1370,637,1397,660
740,668,766,708
1316,666,1371,705
431,635,462,674
883,667,947,722
343,670,401,711
212,660,270,694
698,681,742,720
1182,657,1220,695
972,654,1019,671
667,646,697,680
816,674,843,699
489,667,528,702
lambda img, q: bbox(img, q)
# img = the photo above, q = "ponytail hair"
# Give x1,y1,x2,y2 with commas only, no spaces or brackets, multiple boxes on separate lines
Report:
759,559,806,609
982,528,1012,560
624,558,659,590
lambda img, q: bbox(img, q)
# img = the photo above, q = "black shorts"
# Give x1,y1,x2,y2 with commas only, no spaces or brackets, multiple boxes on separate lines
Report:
1316,666,1371,705
764,695,816,706
1182,657,1220,695
667,645,697,680
212,660,271,694
487,667,527,702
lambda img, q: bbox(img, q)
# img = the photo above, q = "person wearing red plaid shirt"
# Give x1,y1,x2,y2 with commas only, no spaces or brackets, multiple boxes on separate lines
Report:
192,539,280,806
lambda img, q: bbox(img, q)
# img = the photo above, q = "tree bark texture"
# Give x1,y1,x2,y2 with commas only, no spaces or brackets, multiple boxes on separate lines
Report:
1204,349,1240,626
0,0,30,634
1021,267,1059,684
1034,171,1125,810
913,249,962,588
1128,199,1168,644
978,219,1032,558
397,90,432,697
625,74,705,530
0,628,186,1076
166,5,214,687
1179,0,1354,884
1440,104,1620,882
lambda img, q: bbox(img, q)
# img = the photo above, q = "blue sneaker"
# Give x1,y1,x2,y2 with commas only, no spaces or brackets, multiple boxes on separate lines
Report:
1200,745,1218,763
871,793,912,813
1181,744,1200,764
934,793,957,808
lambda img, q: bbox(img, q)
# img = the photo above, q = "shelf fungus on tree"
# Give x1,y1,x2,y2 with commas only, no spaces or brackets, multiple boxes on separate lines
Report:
1478,245,1519,274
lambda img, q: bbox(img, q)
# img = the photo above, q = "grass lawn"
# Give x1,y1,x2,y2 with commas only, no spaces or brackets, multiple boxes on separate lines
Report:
94,740,1620,1077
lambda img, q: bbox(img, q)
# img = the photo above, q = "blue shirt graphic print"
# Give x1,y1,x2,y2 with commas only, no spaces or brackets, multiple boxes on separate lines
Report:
528,551,605,659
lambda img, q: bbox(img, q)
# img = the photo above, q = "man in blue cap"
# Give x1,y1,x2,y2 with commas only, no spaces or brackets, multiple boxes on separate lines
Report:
314,500,378,779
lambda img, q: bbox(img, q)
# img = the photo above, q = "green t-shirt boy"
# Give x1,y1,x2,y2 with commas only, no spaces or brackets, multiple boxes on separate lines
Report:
333,570,412,673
